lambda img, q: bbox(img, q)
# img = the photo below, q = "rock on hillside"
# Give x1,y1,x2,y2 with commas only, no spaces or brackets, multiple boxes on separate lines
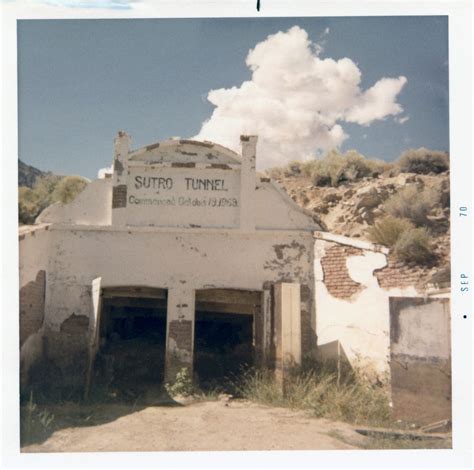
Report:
18,159,50,188
274,171,450,292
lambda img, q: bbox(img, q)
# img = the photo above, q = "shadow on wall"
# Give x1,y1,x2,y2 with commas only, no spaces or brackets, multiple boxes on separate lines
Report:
316,340,353,377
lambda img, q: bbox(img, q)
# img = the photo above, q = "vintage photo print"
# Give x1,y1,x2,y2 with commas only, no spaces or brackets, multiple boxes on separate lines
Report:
1,1,472,469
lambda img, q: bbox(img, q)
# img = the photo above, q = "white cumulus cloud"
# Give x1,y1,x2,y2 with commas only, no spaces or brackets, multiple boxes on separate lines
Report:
194,26,407,169
97,165,112,179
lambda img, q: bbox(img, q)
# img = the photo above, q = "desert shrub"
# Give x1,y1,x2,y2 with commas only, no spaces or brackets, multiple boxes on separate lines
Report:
287,160,303,176
367,216,415,247
397,148,449,174
300,150,390,187
385,185,438,226
265,166,285,180
393,227,433,264
365,158,393,177
18,187,42,224
165,367,195,397
18,174,88,224
51,175,88,204
267,150,392,187
233,364,391,427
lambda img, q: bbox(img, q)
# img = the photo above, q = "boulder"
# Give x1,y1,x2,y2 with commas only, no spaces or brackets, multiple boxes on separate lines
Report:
323,190,342,204
355,187,382,210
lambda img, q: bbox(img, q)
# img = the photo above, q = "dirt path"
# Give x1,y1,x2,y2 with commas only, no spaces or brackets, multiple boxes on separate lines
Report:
22,399,365,452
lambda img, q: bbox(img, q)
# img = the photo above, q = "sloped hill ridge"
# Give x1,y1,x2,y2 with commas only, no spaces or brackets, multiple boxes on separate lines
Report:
18,159,49,188
274,171,450,293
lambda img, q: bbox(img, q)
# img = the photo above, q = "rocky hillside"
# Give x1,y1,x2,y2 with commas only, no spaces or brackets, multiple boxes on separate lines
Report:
18,159,55,188
273,171,450,292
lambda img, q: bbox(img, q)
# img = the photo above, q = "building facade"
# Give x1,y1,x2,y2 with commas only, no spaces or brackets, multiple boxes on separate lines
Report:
19,132,451,424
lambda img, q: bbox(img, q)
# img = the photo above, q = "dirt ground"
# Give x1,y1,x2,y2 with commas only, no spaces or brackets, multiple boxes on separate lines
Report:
22,398,368,452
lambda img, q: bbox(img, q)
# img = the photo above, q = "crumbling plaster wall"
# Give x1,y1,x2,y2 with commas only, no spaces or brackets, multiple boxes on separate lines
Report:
314,233,419,380
389,297,451,424
19,224,52,385
42,225,316,378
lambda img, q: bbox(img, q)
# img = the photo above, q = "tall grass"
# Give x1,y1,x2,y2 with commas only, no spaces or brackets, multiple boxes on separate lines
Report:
232,363,392,427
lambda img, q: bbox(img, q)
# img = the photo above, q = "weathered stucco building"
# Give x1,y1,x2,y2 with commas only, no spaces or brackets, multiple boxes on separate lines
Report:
19,132,451,424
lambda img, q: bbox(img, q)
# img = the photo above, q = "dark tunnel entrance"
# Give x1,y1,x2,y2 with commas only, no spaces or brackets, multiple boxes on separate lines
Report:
194,289,262,388
96,287,167,399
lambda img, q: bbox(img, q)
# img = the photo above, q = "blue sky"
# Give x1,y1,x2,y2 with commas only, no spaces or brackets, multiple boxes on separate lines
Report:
17,16,449,179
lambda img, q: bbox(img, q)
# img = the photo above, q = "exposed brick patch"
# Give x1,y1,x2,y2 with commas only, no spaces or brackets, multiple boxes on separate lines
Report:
112,184,127,209
171,162,196,168
145,142,160,151
19,270,45,346
168,320,192,352
179,139,213,148
208,163,231,170
320,245,363,299
375,258,431,292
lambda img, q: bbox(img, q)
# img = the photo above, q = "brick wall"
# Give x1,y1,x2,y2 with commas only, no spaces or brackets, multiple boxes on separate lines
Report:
375,258,431,292
168,320,193,352
320,244,363,299
19,270,46,346
112,184,127,208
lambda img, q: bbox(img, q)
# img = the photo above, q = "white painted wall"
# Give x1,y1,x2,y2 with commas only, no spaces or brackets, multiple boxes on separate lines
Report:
36,179,112,226
36,135,321,233
43,226,315,331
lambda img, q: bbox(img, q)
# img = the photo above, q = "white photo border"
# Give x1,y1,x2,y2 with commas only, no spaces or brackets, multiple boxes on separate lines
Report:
1,1,472,468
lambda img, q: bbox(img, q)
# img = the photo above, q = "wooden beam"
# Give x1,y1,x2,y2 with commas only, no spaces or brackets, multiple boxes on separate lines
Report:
196,289,261,306
102,286,167,300
103,297,167,309
196,301,256,316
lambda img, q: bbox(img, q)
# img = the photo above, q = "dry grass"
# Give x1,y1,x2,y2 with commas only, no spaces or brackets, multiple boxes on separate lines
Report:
232,363,392,428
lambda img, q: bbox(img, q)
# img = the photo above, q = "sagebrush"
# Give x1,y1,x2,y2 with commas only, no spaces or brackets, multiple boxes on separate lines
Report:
367,216,414,247
266,150,390,187
398,148,449,174
393,227,433,264
384,185,438,226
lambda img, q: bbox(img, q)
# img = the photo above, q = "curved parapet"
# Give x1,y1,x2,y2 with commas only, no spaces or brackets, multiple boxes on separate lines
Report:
129,138,241,166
